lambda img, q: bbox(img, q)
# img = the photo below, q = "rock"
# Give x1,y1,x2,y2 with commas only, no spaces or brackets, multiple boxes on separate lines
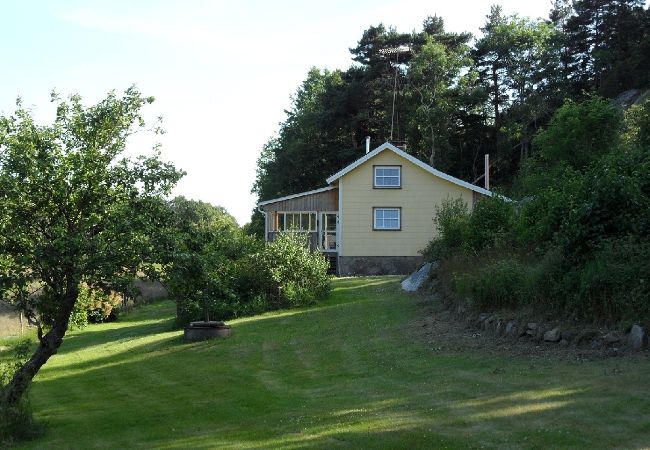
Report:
590,339,603,350
401,262,435,292
476,313,490,327
544,328,561,342
561,330,577,342
604,331,622,344
527,322,538,331
505,321,517,336
628,325,646,351
576,330,599,346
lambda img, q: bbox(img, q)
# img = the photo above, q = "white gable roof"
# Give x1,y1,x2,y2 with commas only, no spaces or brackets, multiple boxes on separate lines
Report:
326,142,492,196
258,185,335,206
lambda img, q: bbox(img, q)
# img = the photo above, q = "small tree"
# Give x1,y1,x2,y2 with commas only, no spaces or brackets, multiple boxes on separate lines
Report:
0,88,183,409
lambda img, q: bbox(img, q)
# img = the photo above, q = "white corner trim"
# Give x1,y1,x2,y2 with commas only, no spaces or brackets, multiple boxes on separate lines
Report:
325,142,493,197
258,185,336,206
338,179,343,256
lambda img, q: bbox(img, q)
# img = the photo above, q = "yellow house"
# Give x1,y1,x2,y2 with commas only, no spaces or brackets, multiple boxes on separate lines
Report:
258,142,492,275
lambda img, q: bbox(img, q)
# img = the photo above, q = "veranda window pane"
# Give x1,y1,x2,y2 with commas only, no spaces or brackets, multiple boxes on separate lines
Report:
300,213,310,231
286,214,295,230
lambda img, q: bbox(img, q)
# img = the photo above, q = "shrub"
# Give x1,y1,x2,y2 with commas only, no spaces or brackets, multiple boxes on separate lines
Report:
552,237,650,322
252,233,330,309
466,195,515,253
464,258,531,310
1,340,43,444
175,233,331,325
70,285,122,329
421,197,470,259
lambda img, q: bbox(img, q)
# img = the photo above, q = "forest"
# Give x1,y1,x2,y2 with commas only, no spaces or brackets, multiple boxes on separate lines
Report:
251,0,650,230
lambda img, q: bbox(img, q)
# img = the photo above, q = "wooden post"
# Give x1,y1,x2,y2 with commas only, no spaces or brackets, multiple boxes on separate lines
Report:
484,154,490,190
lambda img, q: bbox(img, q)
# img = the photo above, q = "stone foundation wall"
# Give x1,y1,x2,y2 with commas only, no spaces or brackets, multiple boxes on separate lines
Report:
337,256,423,276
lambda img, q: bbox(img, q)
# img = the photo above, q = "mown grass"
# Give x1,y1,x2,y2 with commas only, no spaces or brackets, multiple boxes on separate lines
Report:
6,277,650,449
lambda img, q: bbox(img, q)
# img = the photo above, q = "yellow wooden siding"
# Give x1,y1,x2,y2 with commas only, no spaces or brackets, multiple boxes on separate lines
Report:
340,151,472,257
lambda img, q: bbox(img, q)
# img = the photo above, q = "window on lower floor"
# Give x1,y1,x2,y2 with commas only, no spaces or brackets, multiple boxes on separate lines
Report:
373,208,401,230
277,212,316,231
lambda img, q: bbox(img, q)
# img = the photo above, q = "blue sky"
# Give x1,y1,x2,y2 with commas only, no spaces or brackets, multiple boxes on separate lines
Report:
0,0,553,224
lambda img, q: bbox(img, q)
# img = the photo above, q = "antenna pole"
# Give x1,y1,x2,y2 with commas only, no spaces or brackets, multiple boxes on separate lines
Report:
390,52,398,141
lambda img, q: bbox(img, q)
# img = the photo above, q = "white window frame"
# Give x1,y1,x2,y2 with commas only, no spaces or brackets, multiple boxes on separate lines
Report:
373,207,401,230
374,166,401,188
277,211,317,232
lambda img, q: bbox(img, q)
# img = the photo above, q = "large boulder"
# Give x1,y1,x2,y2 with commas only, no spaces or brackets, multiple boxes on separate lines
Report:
544,328,561,342
628,325,646,351
401,262,437,292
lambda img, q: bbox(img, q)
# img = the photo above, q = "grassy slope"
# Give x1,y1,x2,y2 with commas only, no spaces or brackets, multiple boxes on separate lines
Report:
11,277,650,449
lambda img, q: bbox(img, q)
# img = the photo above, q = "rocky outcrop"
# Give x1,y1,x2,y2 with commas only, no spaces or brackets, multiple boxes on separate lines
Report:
466,308,647,353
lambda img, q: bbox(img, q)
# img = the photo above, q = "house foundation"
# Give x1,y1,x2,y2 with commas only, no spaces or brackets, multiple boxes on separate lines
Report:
337,256,423,276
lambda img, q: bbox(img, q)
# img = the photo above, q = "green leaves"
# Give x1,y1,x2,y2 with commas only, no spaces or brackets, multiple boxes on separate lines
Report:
0,88,184,325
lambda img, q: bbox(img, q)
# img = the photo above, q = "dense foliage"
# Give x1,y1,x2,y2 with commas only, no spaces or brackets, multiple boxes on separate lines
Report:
249,1,650,235
428,96,650,324
161,198,330,326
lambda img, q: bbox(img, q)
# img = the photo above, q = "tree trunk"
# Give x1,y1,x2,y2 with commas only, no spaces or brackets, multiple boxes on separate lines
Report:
2,284,78,407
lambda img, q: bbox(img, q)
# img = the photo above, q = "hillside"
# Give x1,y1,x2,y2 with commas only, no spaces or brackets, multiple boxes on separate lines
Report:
6,277,649,449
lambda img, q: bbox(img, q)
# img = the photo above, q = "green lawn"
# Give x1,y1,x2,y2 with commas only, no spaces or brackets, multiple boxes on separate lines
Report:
9,277,650,449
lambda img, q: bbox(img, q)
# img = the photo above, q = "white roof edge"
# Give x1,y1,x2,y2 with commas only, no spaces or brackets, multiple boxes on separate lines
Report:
258,185,336,206
326,142,494,197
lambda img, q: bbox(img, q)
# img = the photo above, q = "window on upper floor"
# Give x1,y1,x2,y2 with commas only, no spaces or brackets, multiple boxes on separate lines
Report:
373,207,401,230
374,166,401,188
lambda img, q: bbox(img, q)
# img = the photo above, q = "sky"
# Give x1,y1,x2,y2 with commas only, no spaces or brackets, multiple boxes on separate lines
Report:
0,0,554,225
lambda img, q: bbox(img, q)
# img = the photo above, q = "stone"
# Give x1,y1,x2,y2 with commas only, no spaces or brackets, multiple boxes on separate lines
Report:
561,330,577,342
505,321,517,336
576,330,599,346
478,313,491,322
401,262,436,292
604,331,622,344
527,322,538,330
628,325,646,351
544,328,561,342
590,339,603,350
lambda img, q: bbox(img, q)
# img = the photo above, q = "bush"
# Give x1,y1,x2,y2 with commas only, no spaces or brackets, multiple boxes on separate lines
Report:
552,238,650,322
466,195,515,253
69,285,122,329
421,197,470,259
257,233,330,308
463,258,531,310
175,233,331,326
1,340,43,444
